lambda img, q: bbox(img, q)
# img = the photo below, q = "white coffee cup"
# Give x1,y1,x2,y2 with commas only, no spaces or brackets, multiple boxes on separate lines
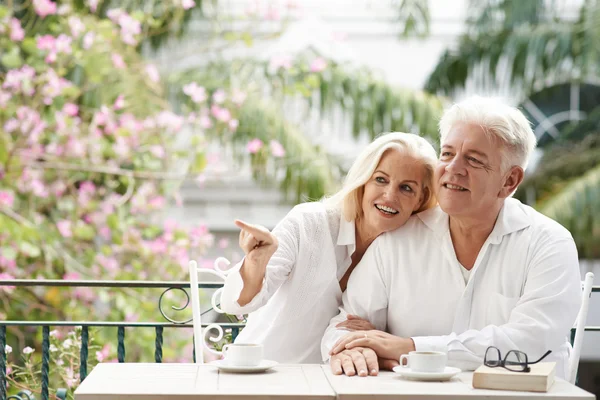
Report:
399,351,447,373
222,344,264,367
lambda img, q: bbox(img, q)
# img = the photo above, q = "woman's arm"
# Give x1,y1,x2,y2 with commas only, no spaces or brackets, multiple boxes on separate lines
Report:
220,207,302,314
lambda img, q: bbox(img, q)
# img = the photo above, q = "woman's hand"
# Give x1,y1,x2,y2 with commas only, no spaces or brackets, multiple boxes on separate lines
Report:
330,330,415,362
235,220,278,306
335,314,376,331
235,219,278,263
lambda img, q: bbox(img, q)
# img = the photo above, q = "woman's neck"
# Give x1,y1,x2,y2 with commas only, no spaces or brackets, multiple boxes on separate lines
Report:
354,217,379,255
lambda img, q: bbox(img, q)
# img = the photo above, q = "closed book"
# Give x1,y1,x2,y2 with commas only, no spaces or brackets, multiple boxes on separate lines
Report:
472,362,556,392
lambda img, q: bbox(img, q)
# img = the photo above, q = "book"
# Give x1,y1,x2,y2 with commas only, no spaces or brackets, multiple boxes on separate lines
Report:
472,362,556,392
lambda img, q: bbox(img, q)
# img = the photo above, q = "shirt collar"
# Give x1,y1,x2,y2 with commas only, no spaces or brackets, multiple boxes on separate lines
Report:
418,198,531,243
337,213,356,249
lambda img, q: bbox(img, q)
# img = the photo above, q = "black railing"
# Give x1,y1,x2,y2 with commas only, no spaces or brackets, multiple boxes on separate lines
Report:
0,279,243,400
1,280,599,400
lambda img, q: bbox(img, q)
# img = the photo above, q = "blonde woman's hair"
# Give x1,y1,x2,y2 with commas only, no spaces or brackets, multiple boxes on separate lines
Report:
325,132,438,221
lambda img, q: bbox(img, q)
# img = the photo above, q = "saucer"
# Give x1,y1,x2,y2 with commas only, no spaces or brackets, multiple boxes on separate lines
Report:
210,359,278,373
392,366,461,381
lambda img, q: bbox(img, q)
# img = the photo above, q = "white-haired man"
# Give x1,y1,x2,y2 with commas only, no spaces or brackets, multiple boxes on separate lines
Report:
322,96,582,379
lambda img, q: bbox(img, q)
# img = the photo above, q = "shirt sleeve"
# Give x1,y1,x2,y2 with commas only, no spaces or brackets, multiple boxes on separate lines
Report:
320,237,390,361
219,207,302,315
412,237,582,371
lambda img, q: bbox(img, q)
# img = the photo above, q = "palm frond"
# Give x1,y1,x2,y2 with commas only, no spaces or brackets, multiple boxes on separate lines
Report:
425,22,577,95
392,0,431,38
538,163,600,259
315,65,447,141
516,131,600,203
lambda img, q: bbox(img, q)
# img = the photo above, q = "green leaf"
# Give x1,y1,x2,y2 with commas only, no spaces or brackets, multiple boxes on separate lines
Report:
1,247,17,260
19,242,41,258
241,32,254,47
191,152,207,173
1,47,23,69
21,38,39,56
106,214,120,230
73,224,95,241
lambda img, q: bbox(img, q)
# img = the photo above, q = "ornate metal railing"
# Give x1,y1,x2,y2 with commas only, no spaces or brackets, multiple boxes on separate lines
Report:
1,281,599,400
0,279,244,400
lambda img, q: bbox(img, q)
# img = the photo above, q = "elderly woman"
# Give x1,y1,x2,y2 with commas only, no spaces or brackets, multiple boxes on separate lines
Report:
220,132,438,369
323,97,581,379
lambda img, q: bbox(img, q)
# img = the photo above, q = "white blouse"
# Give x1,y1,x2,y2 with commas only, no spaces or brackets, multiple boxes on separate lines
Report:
220,202,356,363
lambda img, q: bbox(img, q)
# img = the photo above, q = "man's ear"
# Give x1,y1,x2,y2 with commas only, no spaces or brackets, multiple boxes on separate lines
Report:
499,166,524,198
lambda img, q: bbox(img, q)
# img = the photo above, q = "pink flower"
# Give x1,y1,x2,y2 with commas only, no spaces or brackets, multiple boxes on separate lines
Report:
55,34,73,54
88,0,99,12
99,226,111,240
0,191,15,208
270,140,286,157
64,367,78,388
212,89,226,104
31,179,49,198
265,6,280,20
150,145,165,158
0,90,12,108
83,32,95,49
228,119,239,131
145,64,160,83
113,95,125,110
183,82,207,103
37,35,56,51
269,54,292,72
181,0,195,9
0,273,15,292
9,18,24,41
112,54,126,69
211,105,231,123
33,0,57,18
96,344,111,362
22,346,35,355
63,103,78,116
63,272,81,280
231,89,247,106
199,115,212,129
96,255,119,274
68,16,85,37
246,138,263,154
310,57,327,73
56,220,72,237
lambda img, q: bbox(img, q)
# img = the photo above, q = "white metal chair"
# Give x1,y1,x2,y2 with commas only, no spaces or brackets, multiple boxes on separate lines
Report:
568,271,594,384
188,257,231,364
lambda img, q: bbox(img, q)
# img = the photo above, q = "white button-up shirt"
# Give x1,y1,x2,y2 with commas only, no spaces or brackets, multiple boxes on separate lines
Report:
220,202,356,363
322,198,582,379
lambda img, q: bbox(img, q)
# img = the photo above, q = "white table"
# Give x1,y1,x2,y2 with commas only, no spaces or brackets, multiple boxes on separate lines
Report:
322,367,595,400
74,363,595,400
74,363,336,400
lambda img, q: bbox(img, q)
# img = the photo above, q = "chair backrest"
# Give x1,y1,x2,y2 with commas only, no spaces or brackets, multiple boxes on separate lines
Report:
569,271,594,384
189,258,230,364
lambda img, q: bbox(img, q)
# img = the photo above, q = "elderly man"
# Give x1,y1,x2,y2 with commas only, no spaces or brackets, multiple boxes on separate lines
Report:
321,96,582,380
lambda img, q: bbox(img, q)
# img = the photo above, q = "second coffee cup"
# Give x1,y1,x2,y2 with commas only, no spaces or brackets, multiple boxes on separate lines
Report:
399,351,447,373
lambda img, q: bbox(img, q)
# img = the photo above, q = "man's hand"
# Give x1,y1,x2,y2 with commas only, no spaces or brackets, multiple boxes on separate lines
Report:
329,347,378,377
330,330,415,362
335,314,376,331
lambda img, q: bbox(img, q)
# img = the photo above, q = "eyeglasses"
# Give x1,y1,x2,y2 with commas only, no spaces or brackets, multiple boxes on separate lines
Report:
484,346,552,373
